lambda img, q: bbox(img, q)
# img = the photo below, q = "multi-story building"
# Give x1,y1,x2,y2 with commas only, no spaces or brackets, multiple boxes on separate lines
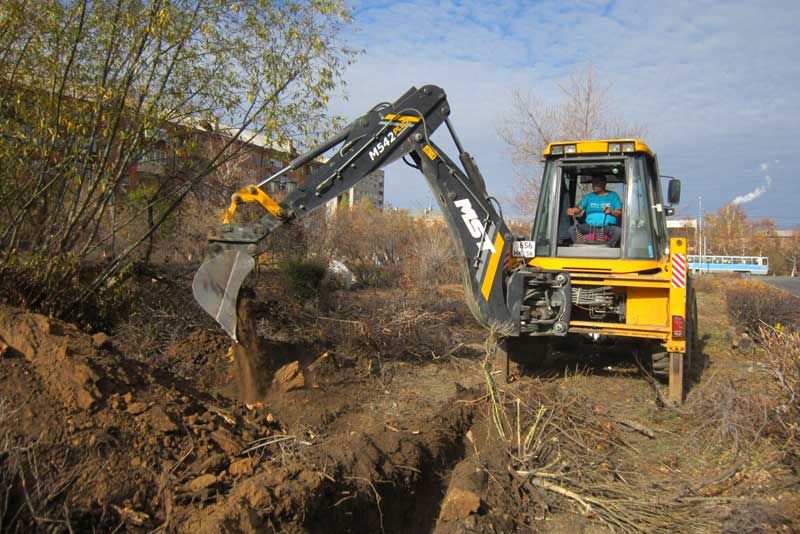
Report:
127,122,319,201
326,170,385,215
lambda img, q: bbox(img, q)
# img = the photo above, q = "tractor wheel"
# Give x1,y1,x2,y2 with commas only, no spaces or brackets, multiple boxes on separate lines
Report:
651,351,670,379
685,287,699,373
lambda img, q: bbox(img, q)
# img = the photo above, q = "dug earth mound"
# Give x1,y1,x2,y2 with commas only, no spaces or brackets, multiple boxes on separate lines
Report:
1,279,798,532
0,303,491,532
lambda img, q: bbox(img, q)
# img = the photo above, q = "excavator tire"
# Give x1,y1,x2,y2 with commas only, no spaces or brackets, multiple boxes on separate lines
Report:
651,351,670,378
652,285,698,382
686,286,699,374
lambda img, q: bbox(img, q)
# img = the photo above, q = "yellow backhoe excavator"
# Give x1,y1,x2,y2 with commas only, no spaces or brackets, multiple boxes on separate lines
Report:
192,85,697,403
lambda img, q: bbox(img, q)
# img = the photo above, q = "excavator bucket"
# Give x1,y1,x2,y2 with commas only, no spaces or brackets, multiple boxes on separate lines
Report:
192,249,255,341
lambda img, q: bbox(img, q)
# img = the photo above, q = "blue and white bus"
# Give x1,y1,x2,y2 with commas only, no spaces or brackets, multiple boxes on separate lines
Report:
688,255,769,275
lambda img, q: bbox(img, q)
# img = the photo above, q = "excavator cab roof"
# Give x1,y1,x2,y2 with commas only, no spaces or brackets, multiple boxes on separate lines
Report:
543,139,653,158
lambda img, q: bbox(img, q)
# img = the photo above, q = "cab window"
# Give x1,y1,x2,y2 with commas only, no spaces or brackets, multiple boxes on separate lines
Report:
624,156,657,259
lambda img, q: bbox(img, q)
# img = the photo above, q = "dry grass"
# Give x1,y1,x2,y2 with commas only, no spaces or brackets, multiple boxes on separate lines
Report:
0,399,86,533
478,339,718,533
758,326,800,465
111,266,215,362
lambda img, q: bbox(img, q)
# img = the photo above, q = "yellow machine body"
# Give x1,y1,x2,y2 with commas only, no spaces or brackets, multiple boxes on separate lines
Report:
525,139,692,401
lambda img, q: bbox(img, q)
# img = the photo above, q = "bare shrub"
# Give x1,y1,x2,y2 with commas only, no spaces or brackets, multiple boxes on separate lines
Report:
723,281,800,336
688,377,769,455
402,222,460,292
111,266,215,363
758,326,800,465
279,257,328,299
683,326,799,474
479,359,714,532
691,274,721,293
333,296,457,360
323,203,412,288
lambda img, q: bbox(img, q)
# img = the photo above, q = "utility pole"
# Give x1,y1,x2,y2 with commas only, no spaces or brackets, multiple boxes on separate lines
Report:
698,196,703,273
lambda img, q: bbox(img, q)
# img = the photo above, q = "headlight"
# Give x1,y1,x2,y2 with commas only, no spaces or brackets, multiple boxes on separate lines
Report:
608,142,621,153
551,145,564,155
622,142,635,152
564,144,577,154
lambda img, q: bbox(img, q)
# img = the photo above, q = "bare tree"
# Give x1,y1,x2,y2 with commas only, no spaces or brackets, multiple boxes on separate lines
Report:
498,65,646,217
784,230,800,277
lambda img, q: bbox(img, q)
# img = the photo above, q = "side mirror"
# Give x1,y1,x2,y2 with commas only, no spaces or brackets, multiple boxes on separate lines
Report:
668,179,681,204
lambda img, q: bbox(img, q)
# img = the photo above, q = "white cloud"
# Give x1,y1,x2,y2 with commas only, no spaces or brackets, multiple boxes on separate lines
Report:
330,0,800,223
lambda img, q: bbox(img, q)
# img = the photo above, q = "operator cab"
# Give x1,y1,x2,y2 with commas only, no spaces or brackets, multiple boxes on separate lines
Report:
531,140,673,261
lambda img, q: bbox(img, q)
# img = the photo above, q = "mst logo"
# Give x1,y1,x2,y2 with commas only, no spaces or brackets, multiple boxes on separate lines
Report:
454,199,496,253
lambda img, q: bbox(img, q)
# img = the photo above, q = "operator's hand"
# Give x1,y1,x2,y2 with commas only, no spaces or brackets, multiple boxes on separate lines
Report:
603,206,611,214
567,207,579,216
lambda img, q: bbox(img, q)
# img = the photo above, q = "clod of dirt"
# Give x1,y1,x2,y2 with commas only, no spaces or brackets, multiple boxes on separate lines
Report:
211,427,245,455
187,473,218,492
141,405,178,433
272,360,305,392
230,458,256,477
437,459,487,522
193,453,227,476
127,401,149,415
0,305,104,411
0,336,8,357
92,332,112,349
111,505,150,526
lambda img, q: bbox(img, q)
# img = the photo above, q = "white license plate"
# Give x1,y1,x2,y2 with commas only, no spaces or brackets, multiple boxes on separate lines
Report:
512,240,535,258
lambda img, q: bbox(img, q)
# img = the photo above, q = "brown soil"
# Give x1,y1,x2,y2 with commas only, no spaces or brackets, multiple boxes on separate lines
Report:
0,277,797,533
233,293,271,404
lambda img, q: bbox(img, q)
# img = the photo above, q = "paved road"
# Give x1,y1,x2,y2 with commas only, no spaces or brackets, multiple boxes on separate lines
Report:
759,276,800,297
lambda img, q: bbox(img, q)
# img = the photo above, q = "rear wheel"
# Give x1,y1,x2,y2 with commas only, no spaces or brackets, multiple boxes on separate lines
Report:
666,287,698,403
651,350,670,378
685,287,699,373
652,287,698,376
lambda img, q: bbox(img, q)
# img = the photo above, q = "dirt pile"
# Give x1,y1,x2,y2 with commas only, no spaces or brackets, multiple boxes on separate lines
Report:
0,304,286,531
0,306,108,410
2,279,797,533
0,299,487,533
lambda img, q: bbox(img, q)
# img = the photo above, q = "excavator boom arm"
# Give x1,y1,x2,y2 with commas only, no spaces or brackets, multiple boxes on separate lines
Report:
193,85,514,339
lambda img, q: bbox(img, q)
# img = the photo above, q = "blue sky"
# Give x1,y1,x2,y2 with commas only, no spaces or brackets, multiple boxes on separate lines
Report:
328,0,800,226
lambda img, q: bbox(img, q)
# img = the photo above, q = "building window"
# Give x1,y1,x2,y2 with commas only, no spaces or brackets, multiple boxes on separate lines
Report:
140,149,168,163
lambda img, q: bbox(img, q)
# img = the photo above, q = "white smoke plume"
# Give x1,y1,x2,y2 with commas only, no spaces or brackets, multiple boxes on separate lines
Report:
731,175,772,205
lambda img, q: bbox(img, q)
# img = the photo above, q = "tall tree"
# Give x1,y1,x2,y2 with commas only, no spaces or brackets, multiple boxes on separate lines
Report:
702,203,783,271
784,230,800,277
498,65,645,217
0,0,356,318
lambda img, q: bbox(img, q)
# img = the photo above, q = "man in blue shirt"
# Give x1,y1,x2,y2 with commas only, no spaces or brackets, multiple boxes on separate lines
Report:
567,176,622,247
